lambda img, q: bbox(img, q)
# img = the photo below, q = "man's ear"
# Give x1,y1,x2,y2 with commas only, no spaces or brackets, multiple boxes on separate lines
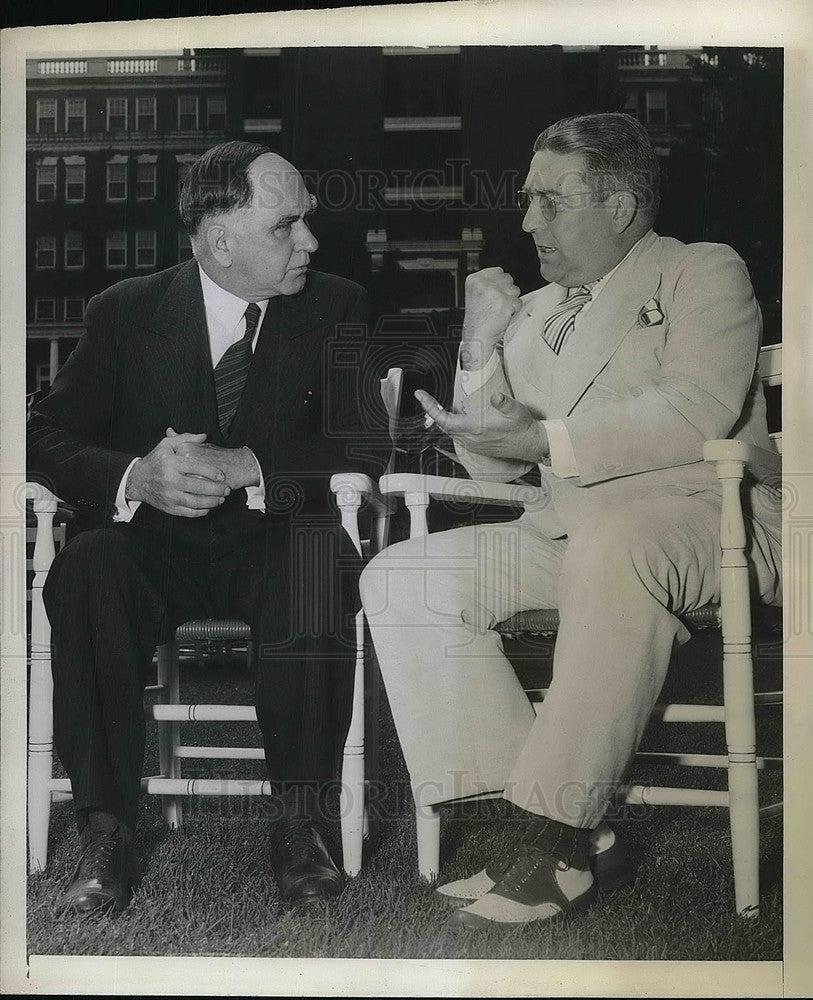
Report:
609,190,638,234
205,222,232,267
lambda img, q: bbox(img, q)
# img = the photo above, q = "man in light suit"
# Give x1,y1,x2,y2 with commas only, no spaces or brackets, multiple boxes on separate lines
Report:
28,141,370,914
360,113,781,928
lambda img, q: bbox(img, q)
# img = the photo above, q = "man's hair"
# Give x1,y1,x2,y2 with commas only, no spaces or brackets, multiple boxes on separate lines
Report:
533,113,660,221
179,140,272,237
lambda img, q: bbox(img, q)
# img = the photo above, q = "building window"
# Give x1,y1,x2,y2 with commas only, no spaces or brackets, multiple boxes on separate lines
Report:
206,96,226,130
64,231,85,270
623,90,639,117
106,160,128,201
106,231,127,268
64,160,86,202
36,99,57,134
35,235,56,269
135,230,157,268
176,154,197,195
646,89,668,125
64,297,85,322
36,162,57,201
106,96,128,132
35,298,56,322
136,95,156,131
135,159,157,200
177,230,193,263
65,98,86,133
177,95,198,130
36,363,52,392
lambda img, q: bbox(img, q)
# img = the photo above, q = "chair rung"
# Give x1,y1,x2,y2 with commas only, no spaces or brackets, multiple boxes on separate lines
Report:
620,784,729,807
635,751,782,770
173,620,251,641
142,777,272,796
754,691,782,705
150,704,257,722
174,745,265,759
651,703,725,723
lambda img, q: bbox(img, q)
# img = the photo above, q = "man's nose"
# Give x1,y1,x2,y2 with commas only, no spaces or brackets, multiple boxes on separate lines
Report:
296,220,319,253
521,197,546,234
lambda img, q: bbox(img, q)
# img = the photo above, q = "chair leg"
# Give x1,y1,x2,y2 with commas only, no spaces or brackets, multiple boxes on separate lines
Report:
416,804,441,881
340,609,366,877
28,582,55,872
27,655,54,872
157,640,183,829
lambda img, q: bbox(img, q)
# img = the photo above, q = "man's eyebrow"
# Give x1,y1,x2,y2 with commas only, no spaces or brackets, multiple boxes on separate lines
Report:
273,202,315,226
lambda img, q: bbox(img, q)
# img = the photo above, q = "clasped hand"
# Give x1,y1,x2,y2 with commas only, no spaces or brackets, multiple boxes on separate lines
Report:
125,428,260,518
414,390,549,464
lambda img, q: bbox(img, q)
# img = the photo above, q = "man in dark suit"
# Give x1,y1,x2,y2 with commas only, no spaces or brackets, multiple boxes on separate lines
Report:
28,140,369,915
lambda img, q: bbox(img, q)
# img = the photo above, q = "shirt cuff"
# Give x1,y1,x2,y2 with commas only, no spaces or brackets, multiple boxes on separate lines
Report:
541,419,579,478
457,347,501,396
244,449,266,511
113,457,142,522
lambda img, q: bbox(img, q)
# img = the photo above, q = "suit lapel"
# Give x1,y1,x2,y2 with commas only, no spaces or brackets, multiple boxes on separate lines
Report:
144,260,220,436
547,230,663,416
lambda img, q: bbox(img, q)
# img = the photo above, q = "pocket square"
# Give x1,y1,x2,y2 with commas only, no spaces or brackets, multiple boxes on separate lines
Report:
638,298,664,327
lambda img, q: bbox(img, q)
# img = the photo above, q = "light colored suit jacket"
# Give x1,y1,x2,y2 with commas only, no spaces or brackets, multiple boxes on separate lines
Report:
453,230,780,551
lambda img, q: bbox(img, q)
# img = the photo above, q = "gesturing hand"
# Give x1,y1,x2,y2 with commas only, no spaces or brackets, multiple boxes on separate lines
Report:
414,389,549,464
459,267,522,371
125,430,230,517
166,429,260,491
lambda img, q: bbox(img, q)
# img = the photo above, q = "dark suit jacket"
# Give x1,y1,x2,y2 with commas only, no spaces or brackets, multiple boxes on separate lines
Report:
28,260,372,539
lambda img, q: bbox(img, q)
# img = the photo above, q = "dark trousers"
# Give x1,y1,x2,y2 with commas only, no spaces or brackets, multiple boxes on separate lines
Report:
43,509,361,832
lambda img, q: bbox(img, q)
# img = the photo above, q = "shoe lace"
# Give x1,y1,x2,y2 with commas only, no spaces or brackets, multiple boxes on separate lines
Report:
75,833,118,877
498,844,561,895
275,822,323,864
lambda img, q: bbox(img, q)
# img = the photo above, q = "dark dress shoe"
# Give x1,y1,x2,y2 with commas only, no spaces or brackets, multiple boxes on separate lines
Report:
271,820,344,907
62,820,137,915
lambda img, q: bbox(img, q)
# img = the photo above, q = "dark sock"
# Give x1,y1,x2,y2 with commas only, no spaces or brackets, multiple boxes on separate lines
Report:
521,814,592,870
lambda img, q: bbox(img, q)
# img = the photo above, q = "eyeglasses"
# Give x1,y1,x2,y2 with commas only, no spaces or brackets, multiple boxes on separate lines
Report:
516,187,597,221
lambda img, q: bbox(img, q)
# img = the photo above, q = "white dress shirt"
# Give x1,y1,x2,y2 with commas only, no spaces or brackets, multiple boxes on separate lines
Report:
458,233,649,478
113,264,268,521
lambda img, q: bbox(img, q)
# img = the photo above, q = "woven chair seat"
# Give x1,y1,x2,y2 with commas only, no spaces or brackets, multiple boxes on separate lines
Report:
497,602,782,638
174,620,251,641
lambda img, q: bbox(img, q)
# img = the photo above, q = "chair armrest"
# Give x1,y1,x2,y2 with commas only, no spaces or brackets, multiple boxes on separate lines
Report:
379,473,548,537
702,439,781,482
330,473,397,556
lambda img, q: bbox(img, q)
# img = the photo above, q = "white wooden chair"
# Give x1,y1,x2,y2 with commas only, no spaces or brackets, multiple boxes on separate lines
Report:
369,344,783,917
26,476,393,877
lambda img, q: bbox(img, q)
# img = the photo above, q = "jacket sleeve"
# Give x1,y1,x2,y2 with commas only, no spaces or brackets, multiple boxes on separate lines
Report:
450,349,536,483
563,244,762,486
27,290,138,513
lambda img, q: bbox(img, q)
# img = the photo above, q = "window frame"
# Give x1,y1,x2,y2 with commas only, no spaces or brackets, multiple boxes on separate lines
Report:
34,297,57,323
36,162,57,202
64,97,86,134
106,160,128,202
106,96,128,132
64,231,85,270
135,160,157,200
64,296,86,322
35,235,56,270
36,98,57,134
64,160,86,203
135,95,157,131
177,95,199,131
106,231,127,269
135,230,157,269
206,95,227,130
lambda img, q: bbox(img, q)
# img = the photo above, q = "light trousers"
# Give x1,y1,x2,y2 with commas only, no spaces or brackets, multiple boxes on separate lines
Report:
361,494,777,828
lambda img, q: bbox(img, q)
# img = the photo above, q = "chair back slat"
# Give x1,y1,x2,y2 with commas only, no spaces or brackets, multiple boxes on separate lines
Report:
758,342,781,387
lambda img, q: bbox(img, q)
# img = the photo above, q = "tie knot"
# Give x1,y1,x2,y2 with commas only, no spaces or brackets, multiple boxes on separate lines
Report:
568,283,595,299
243,302,261,339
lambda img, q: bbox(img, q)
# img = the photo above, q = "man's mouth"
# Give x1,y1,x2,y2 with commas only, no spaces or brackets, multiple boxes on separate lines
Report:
536,244,557,254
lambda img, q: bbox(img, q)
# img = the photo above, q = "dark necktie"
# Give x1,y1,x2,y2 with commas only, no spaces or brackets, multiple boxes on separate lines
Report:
214,302,261,435
542,283,596,353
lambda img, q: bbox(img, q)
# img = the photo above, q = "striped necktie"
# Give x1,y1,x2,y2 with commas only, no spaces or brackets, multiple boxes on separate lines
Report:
542,283,596,354
214,302,261,435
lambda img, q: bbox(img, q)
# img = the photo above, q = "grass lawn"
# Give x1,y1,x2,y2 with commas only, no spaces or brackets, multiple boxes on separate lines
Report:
27,629,782,962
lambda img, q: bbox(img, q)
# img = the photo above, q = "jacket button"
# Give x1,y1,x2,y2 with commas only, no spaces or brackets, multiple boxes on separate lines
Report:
630,386,643,397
